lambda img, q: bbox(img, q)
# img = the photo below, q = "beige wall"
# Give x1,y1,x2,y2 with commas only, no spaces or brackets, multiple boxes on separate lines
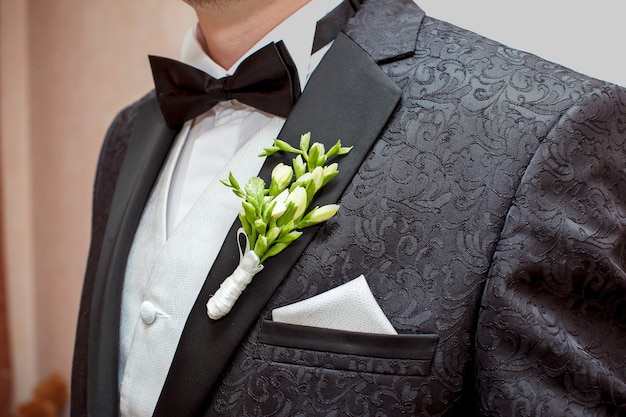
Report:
0,0,194,410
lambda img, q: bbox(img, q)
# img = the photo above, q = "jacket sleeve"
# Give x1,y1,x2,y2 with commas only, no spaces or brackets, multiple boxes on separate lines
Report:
476,84,626,416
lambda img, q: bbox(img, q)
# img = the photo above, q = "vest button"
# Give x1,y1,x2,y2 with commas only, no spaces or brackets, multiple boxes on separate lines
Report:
140,301,158,325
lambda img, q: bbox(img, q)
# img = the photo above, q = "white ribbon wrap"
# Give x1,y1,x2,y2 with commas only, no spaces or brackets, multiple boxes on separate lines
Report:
206,229,264,320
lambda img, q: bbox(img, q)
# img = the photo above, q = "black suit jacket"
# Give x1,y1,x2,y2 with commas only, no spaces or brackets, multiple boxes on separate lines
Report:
72,0,626,415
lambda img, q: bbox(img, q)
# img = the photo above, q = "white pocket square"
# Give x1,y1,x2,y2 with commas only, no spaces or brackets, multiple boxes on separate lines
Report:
271,275,397,335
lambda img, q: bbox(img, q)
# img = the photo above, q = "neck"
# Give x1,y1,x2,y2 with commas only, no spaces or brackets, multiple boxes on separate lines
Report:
191,0,311,69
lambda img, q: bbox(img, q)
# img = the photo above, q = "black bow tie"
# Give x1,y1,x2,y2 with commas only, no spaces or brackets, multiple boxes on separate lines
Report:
149,0,355,127
149,41,300,127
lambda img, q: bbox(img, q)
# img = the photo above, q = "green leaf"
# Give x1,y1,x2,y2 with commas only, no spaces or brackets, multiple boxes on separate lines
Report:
253,235,268,258
259,145,280,157
220,173,245,198
305,179,317,206
265,226,281,246
238,211,252,237
278,221,295,237
228,171,241,191
276,230,303,244
325,140,342,158
242,201,256,223
248,228,258,252
337,145,353,156
274,139,300,154
244,177,266,206
253,218,267,235
260,242,289,263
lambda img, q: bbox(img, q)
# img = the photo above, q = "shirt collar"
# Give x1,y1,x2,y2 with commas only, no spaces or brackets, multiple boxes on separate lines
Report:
180,0,342,91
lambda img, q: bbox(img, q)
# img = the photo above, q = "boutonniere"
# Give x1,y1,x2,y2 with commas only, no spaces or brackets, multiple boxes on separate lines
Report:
206,132,352,320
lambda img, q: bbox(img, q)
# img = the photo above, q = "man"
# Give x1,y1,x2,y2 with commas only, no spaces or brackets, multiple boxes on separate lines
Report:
72,0,626,415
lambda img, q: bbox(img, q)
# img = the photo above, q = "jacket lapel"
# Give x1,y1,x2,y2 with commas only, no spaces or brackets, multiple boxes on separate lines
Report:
87,97,177,416
153,30,404,416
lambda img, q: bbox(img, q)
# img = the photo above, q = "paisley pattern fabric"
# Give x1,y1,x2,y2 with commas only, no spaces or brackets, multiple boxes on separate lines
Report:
207,12,626,417
477,85,626,416
73,0,626,415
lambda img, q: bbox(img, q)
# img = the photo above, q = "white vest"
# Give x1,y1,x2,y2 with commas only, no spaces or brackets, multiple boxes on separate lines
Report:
118,117,284,417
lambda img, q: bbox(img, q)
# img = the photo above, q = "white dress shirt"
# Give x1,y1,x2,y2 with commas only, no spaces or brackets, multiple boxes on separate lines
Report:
119,1,341,416
167,0,340,235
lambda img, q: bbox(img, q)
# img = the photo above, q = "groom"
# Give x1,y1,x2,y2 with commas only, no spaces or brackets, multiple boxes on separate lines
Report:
72,0,626,416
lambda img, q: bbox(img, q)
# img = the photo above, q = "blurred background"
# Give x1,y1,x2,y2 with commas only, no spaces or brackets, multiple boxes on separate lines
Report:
0,1,195,415
0,0,623,416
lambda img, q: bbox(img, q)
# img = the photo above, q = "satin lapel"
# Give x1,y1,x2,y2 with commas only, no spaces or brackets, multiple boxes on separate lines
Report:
87,97,177,416
153,32,402,416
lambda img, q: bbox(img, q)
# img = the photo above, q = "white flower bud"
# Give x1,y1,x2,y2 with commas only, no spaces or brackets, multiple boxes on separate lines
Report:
311,166,324,191
286,186,308,221
298,204,340,228
270,189,289,220
308,142,326,167
270,163,293,195
293,172,312,187
293,155,307,178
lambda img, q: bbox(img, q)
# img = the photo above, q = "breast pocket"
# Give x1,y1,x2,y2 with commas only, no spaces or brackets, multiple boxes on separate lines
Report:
258,320,438,376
